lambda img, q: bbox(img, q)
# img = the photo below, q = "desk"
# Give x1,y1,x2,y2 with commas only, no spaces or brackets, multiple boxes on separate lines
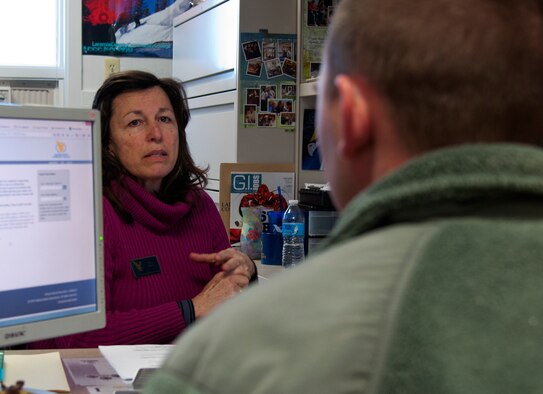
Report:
6,264,282,392
255,259,283,280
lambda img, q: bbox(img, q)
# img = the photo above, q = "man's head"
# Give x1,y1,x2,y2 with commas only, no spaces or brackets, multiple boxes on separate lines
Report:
317,0,543,209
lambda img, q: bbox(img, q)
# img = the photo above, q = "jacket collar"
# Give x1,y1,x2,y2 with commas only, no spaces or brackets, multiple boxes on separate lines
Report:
324,144,543,248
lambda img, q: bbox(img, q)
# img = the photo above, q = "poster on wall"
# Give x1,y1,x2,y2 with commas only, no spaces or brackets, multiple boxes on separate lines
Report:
82,0,191,58
302,0,341,80
301,109,323,170
239,32,297,131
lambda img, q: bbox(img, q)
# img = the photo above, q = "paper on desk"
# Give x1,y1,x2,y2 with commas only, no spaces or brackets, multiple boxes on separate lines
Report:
4,352,70,392
99,345,174,381
62,358,128,388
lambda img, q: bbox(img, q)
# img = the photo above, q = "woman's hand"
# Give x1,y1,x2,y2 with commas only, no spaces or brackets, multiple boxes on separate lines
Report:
191,271,248,319
190,248,256,280
190,248,257,319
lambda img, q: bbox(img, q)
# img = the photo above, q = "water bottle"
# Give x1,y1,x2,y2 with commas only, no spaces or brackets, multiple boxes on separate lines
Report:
282,200,305,268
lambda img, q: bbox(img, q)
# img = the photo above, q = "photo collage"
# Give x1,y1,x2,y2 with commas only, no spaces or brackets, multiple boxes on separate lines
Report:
239,32,297,130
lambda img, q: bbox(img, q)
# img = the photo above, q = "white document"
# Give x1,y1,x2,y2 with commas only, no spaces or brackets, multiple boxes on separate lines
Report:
4,352,70,392
98,345,174,381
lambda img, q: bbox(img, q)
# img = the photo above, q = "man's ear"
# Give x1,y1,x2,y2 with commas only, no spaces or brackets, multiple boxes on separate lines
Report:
334,75,371,157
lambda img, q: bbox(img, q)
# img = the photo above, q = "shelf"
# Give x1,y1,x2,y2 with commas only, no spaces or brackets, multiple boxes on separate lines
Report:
299,80,318,97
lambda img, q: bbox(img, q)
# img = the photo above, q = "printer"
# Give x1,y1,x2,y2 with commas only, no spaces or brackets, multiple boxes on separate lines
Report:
298,186,338,256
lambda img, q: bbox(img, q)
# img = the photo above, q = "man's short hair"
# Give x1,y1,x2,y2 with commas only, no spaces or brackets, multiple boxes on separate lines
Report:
324,0,543,151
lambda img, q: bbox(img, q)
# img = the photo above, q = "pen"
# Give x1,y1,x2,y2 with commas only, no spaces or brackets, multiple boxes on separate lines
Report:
277,186,284,211
0,350,4,382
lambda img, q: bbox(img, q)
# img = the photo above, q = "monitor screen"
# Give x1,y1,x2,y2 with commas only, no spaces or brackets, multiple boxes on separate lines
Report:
0,105,105,347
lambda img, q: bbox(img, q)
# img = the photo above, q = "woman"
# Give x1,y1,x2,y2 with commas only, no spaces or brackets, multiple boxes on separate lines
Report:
30,70,256,348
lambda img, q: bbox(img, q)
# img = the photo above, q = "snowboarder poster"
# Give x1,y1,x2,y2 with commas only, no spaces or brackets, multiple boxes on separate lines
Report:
83,0,191,58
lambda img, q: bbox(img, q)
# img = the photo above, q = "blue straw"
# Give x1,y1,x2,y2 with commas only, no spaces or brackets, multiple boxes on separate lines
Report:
277,186,284,211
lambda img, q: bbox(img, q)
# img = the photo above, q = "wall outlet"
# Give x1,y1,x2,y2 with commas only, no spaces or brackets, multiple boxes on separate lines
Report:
104,58,120,78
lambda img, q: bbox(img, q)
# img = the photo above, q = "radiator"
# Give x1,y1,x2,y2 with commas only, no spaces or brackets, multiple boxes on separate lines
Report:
11,87,55,106
0,80,57,106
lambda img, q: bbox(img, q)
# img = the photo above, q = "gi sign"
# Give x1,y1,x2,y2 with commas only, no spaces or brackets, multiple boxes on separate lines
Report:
231,173,262,193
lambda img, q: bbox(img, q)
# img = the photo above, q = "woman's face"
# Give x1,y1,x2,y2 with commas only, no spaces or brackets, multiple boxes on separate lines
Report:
109,86,179,192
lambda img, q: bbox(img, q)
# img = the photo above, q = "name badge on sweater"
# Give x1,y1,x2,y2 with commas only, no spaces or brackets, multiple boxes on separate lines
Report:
131,256,161,279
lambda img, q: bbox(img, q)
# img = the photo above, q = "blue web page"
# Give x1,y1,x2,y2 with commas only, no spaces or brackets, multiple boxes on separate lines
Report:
0,279,97,327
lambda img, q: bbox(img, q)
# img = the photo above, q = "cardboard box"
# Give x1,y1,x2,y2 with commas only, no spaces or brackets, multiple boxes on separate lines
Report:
220,163,295,242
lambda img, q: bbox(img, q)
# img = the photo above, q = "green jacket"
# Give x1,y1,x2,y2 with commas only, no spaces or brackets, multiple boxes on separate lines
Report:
144,144,543,394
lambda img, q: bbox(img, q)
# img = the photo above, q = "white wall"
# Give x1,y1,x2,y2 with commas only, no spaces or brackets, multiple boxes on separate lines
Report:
64,2,172,108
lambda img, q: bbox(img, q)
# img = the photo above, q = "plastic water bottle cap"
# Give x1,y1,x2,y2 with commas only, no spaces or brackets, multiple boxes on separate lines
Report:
288,200,298,205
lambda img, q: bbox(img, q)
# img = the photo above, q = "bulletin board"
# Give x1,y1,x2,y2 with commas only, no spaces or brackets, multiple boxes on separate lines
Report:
239,32,297,131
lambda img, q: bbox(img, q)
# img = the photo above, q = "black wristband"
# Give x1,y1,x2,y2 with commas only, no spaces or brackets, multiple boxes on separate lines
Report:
249,258,259,283
177,299,196,327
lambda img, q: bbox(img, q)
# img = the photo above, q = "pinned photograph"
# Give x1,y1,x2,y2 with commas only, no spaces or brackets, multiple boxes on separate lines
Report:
260,85,277,111
278,40,293,62
280,112,296,127
242,40,262,60
282,58,297,79
281,84,296,99
244,105,257,124
307,0,340,27
262,39,277,61
268,99,293,114
246,60,262,77
246,88,260,106
310,62,321,79
258,113,277,127
264,59,282,78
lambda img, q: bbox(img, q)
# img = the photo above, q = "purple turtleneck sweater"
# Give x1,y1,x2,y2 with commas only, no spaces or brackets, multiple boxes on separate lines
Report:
29,177,230,348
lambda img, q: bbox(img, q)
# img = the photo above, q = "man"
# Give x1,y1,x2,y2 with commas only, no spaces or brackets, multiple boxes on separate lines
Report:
144,0,543,392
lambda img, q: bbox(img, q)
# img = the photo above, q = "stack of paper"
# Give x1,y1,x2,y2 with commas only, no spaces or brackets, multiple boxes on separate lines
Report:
3,352,70,392
98,345,175,382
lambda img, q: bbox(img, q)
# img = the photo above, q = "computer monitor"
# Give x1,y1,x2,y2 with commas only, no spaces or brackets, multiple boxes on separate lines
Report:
0,105,105,347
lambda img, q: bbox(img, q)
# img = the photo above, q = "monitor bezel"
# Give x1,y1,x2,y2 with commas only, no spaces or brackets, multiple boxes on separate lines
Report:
0,104,105,347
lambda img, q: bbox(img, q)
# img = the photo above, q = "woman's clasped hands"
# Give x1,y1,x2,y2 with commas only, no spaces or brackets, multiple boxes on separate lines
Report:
190,248,256,318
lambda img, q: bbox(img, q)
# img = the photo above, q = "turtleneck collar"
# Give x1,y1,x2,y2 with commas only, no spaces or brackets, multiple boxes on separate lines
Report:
111,176,194,232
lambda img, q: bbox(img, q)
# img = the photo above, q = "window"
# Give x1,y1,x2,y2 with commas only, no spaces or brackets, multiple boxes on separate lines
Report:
0,0,64,79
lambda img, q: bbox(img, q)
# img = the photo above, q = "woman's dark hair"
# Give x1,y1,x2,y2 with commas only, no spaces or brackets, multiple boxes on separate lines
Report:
92,70,208,222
